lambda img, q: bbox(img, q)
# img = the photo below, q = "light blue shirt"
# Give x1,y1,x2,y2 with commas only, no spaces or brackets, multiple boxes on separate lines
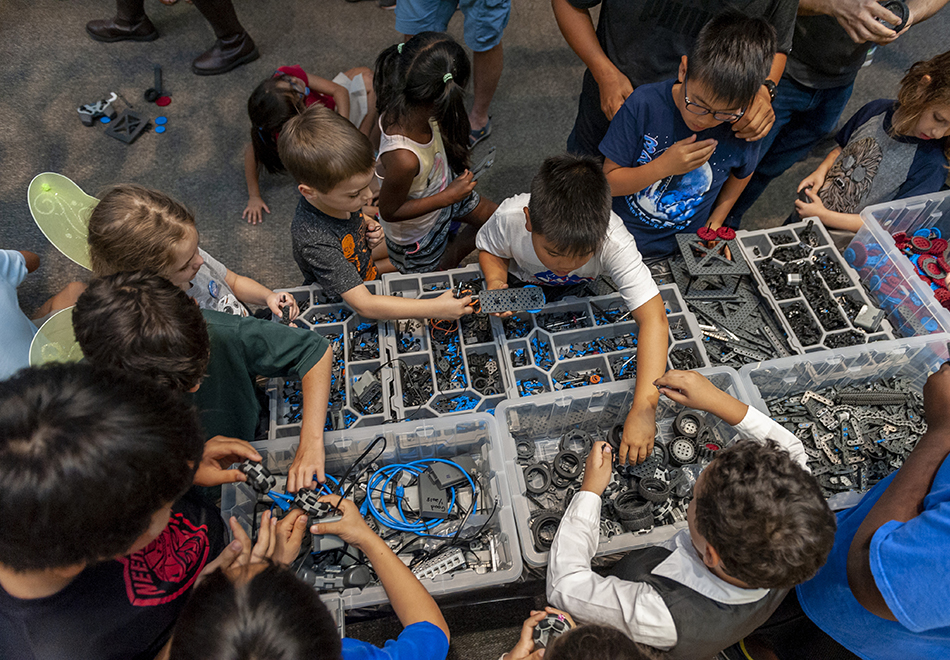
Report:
341,621,449,660
0,250,37,380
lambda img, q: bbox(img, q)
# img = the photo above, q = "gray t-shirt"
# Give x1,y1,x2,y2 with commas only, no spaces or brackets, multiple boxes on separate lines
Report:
186,248,249,317
784,15,872,89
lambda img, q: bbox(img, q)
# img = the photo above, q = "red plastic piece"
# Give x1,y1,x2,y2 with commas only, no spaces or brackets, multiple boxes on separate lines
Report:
919,256,945,280
696,227,717,241
930,238,948,255
155,96,171,107
716,226,736,240
910,236,932,253
893,232,907,243
935,288,950,303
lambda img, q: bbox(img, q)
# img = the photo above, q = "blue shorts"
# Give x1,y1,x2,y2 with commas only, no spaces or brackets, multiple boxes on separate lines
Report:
395,0,511,52
386,191,480,273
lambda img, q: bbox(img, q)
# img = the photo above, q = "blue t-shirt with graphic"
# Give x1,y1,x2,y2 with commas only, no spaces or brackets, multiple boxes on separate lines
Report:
341,621,449,660
599,79,760,259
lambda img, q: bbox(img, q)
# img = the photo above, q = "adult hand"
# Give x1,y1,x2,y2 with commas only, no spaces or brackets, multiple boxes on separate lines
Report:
581,441,614,496
267,291,300,320
732,86,775,141
286,438,325,492
597,68,634,121
830,0,902,44
432,289,475,320
620,405,656,465
924,362,950,434
310,496,377,549
443,170,477,204
193,436,262,487
658,135,717,177
243,196,271,225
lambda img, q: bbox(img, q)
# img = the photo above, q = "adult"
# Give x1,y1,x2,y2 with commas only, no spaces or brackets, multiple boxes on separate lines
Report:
553,0,798,159
394,0,511,146
726,0,950,225
86,0,259,76
736,363,950,660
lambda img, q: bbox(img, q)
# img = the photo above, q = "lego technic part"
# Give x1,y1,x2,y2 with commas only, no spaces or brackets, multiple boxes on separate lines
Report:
638,477,671,503
144,64,164,102
534,612,573,649
239,459,277,493
104,110,149,144
879,0,909,30
299,564,373,591
471,146,496,181
412,547,467,580
524,463,553,494
477,286,547,314
668,437,698,467
553,450,582,480
530,511,562,551
612,491,654,532
77,92,118,126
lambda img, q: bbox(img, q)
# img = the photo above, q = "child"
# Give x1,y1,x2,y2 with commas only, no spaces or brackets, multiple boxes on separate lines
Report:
87,183,298,320
0,363,231,659
168,496,451,660
795,51,950,250
375,32,498,273
599,13,776,259
505,609,656,660
279,104,476,321
477,153,669,466
244,65,377,224
547,370,834,660
72,271,332,492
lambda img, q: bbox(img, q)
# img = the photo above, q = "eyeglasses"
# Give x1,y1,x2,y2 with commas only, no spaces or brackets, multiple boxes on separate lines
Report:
683,75,745,123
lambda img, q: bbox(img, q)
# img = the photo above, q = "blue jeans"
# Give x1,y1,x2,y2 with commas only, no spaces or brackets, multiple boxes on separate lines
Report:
726,77,854,226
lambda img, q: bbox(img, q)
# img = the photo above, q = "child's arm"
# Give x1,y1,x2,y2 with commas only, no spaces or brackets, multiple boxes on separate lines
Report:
799,146,841,196
795,189,865,233
704,172,752,232
603,135,718,197
654,370,808,467
243,144,270,225
224,268,299,319
313,496,451,642
306,72,351,124
547,442,677,648
287,349,332,492
619,295,668,465
478,250,510,291
377,149,476,222
341,284,474,321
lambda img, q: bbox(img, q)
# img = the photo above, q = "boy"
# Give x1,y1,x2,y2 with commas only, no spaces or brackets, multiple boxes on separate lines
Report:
280,104,474,321
0,363,232,659
599,13,777,259
169,496,450,660
72,271,330,493
477,154,669,466
548,370,835,659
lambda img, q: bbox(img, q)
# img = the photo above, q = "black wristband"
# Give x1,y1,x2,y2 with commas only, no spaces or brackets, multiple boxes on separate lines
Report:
762,79,777,103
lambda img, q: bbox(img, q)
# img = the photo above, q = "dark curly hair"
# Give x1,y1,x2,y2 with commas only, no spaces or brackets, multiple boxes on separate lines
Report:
73,271,211,392
694,440,836,589
0,363,203,571
547,624,658,660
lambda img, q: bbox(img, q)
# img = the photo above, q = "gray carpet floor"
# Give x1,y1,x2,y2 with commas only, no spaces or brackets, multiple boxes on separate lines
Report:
2,0,947,656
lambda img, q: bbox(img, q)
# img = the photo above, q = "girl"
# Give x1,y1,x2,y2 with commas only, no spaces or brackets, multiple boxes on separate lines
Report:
374,32,497,274
88,183,297,319
795,51,950,249
244,65,377,224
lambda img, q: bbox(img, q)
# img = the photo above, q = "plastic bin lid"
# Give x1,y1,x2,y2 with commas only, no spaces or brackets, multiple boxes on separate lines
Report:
27,173,97,270
29,307,83,366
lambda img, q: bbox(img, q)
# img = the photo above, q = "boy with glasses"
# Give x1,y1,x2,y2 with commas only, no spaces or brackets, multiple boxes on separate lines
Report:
599,12,777,259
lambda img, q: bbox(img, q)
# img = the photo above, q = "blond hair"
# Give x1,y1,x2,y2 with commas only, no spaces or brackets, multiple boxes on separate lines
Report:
277,104,374,193
88,184,196,277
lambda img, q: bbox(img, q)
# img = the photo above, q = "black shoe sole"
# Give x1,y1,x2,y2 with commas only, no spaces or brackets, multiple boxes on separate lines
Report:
86,26,159,43
192,47,260,76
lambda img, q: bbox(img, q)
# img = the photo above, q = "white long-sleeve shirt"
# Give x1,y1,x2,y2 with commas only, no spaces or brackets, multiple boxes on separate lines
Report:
546,406,807,649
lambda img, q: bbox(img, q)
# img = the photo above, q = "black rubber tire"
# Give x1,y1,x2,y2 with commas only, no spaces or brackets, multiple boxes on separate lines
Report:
639,477,671,503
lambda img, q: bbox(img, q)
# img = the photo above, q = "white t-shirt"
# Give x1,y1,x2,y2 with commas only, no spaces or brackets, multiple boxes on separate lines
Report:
185,248,248,317
475,193,659,311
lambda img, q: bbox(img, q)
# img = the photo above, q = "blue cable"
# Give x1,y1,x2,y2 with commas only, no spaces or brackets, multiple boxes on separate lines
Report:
365,459,474,537
268,473,342,511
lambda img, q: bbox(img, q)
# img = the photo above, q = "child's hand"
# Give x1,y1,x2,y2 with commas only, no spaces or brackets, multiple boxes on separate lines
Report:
443,170,477,204
267,292,300,320
431,289,476,320
193,435,262,487
287,436,325,492
620,406,656,465
243,196,270,225
658,134,717,177
794,186,827,220
311,496,377,549
364,216,385,251
655,370,723,413
581,441,614,496
506,608,576,660
272,509,309,565
798,172,826,195
485,282,514,319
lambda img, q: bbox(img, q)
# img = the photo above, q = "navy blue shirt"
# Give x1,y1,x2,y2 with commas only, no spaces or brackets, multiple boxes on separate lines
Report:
834,99,949,204
599,79,760,259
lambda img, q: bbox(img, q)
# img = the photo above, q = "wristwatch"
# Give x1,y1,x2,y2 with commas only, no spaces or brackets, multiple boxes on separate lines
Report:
762,79,777,103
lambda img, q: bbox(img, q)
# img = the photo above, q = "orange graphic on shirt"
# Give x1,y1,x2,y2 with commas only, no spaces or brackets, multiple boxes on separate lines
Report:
342,227,377,282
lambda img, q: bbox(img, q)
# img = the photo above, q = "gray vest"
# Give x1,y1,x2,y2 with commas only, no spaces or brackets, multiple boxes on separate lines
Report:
609,545,787,660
